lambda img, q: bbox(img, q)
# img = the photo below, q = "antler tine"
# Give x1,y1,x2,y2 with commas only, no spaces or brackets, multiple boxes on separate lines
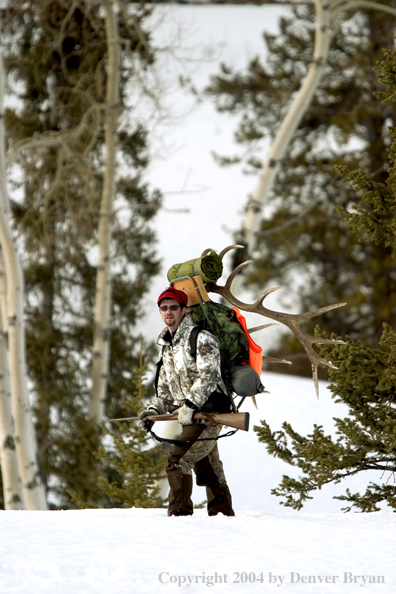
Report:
283,315,345,398
311,355,340,399
248,322,279,333
296,302,347,323
201,248,214,257
218,244,244,260
202,245,245,259
225,260,252,289
252,286,282,309
262,355,292,365
312,364,320,399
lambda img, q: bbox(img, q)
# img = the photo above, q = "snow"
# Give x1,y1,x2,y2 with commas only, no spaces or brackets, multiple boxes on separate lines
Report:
1,6,395,594
1,507,395,593
1,373,395,593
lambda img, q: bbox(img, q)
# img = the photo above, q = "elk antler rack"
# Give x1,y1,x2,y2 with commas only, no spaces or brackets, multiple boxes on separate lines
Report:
205,245,346,397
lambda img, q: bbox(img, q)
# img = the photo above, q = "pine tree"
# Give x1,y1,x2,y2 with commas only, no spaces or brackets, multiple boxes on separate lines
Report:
96,347,167,509
254,44,396,513
1,0,161,508
206,3,396,375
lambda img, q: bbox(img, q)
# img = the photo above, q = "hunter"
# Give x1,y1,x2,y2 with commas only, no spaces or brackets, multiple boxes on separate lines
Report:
140,287,235,517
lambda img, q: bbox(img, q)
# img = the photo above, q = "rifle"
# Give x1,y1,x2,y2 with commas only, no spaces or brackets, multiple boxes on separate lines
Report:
110,411,250,432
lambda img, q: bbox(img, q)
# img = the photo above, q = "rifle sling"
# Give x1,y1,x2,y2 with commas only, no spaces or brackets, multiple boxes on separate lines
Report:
149,428,238,446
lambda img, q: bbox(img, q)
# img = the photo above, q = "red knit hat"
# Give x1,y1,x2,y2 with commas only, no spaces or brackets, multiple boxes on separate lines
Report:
157,287,188,307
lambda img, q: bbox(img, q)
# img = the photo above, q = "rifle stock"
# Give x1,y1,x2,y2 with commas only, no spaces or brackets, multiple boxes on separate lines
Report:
146,411,249,432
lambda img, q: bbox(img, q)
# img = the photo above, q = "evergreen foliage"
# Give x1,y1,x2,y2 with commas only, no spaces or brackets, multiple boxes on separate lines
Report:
96,350,167,509
336,44,396,257
255,327,396,512
254,44,396,513
206,3,396,374
1,0,161,508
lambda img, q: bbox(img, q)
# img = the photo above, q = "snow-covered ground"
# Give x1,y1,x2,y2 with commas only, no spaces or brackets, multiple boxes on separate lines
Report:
1,373,395,594
1,506,395,594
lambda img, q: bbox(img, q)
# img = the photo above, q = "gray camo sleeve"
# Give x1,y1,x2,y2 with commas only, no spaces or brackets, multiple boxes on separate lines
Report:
148,363,174,414
187,330,223,409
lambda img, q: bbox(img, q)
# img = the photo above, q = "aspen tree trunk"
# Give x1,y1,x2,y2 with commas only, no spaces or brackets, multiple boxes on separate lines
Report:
0,44,47,510
0,30,22,511
233,0,396,294
239,0,331,261
0,245,24,509
89,0,120,423
0,288,24,509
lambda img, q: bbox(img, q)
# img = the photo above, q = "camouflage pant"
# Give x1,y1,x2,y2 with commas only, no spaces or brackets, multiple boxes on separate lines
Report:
166,423,235,517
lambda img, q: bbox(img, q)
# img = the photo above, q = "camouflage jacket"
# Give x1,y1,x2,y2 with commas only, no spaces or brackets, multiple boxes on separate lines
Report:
148,315,227,414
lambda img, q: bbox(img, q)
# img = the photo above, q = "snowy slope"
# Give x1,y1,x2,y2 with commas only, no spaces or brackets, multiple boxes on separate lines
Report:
1,507,395,594
2,373,395,594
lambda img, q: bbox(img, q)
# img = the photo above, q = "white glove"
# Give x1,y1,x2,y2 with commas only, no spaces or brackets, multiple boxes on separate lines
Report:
178,404,194,425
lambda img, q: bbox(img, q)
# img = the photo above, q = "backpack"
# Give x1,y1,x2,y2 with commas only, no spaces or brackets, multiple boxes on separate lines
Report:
186,300,250,367
187,301,265,402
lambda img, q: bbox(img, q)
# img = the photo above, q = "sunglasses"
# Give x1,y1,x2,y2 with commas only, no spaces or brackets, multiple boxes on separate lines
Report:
159,305,181,312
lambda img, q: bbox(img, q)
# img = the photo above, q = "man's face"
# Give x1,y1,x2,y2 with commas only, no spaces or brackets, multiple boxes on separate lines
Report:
159,298,186,331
